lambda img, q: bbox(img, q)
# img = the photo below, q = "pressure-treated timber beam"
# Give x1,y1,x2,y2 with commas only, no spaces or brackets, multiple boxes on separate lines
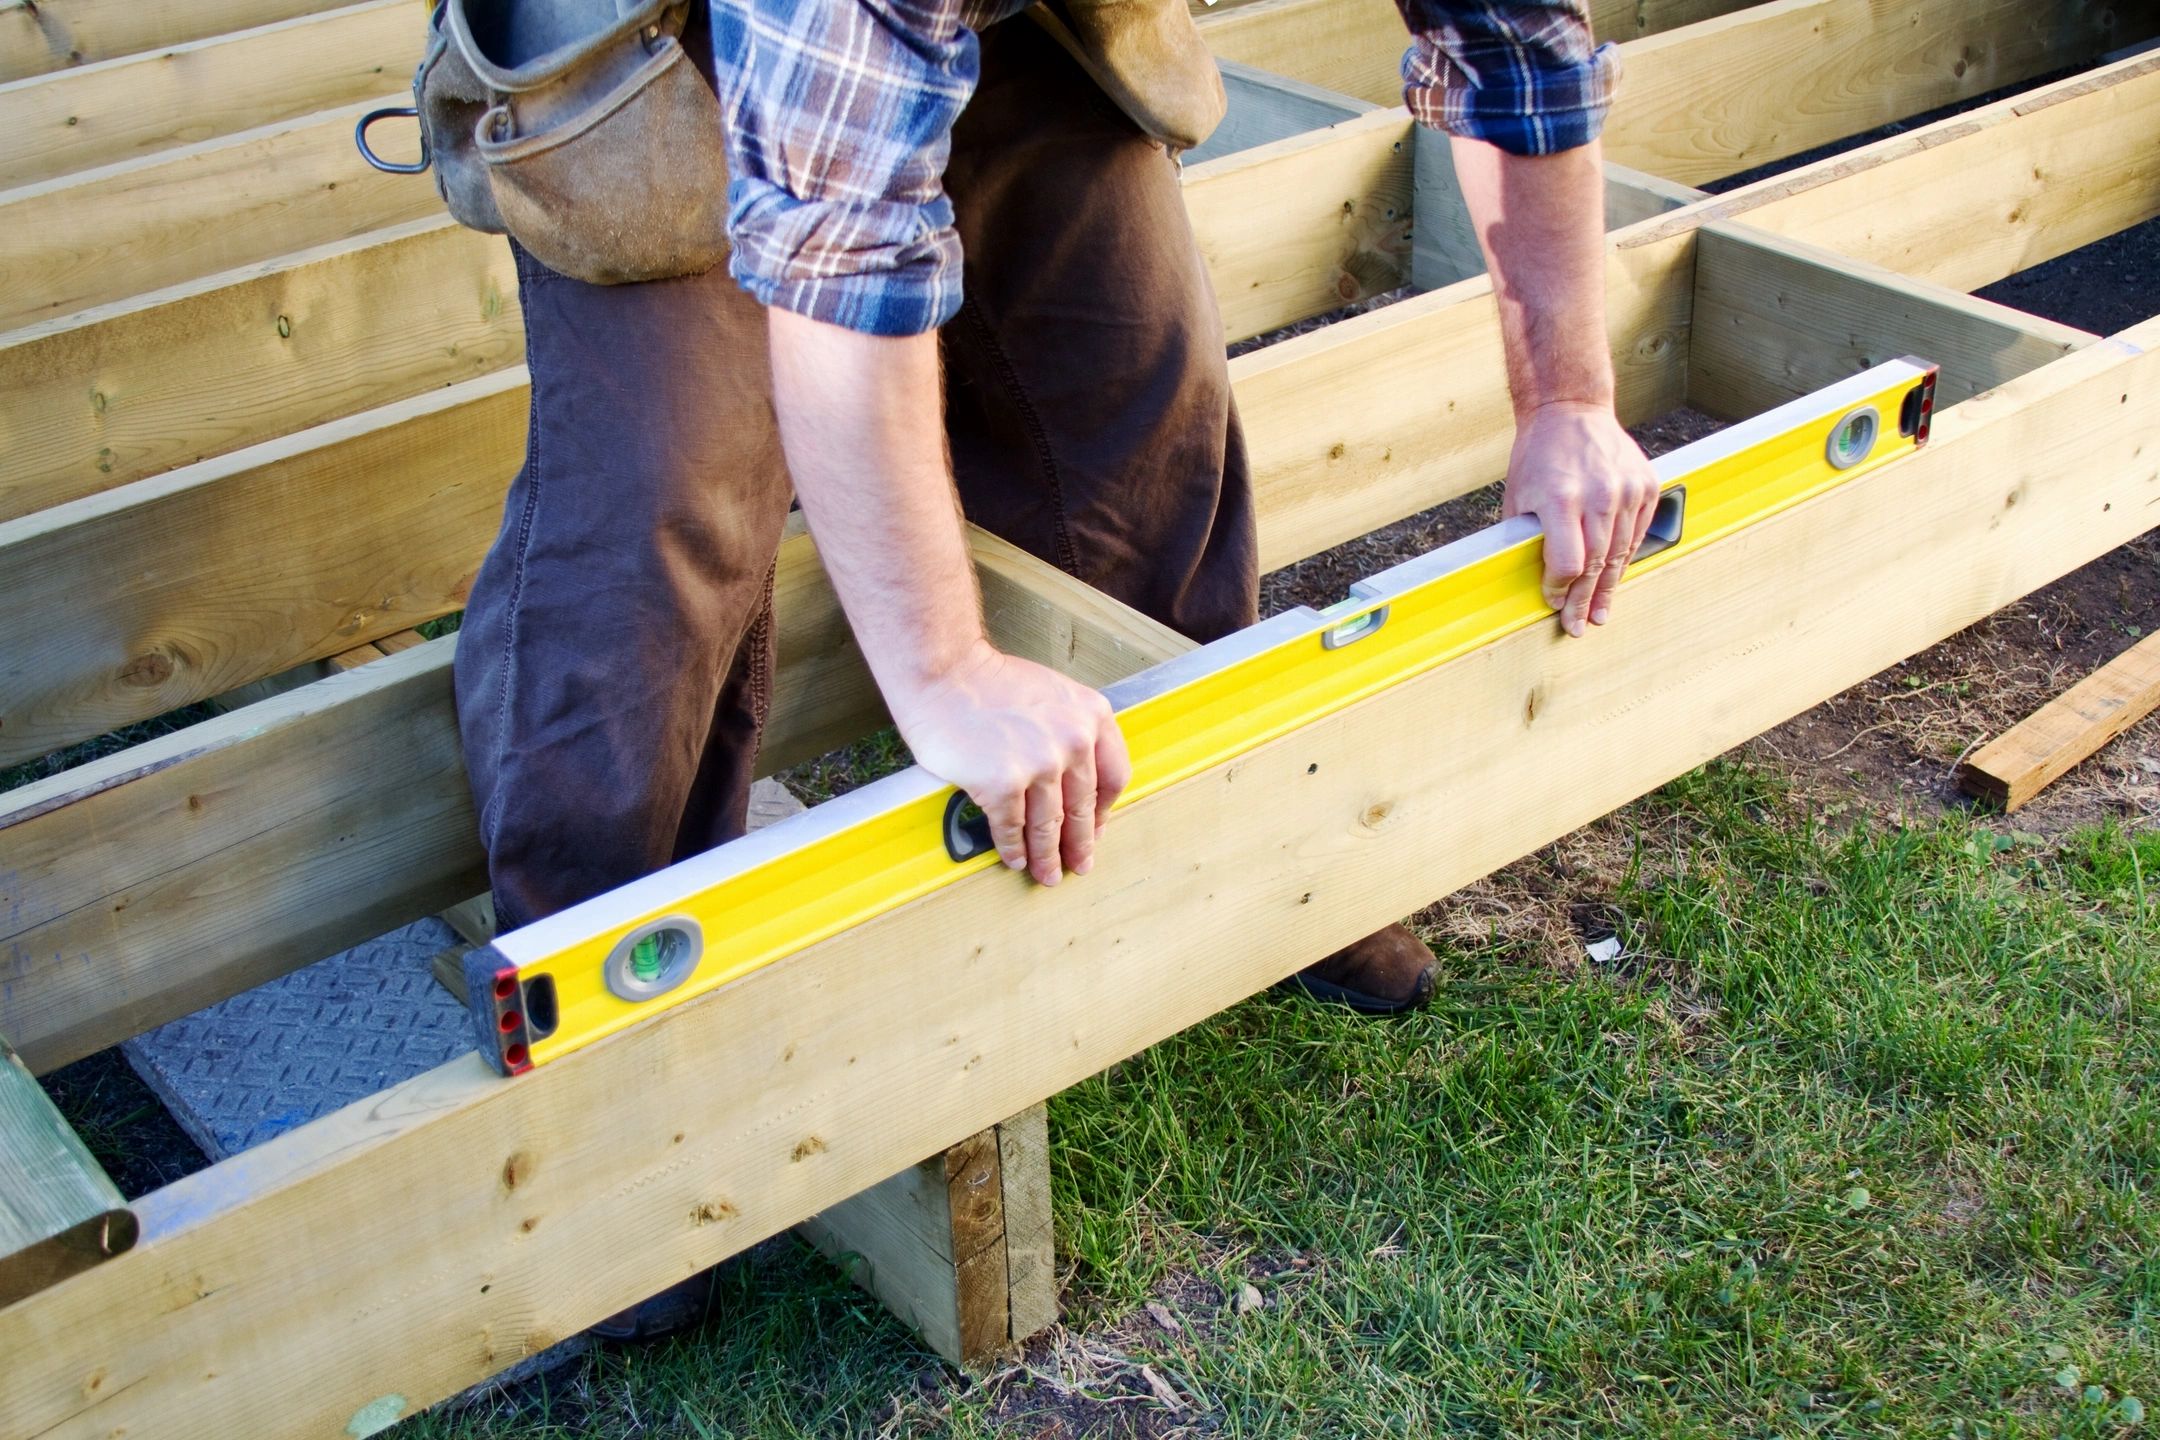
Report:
0,527,1186,1075
1958,631,2160,811
1183,108,1414,335
0,97,432,330
429,861,1069,1369
1698,50,2160,293
0,108,1412,517
0,219,518,522
0,0,422,188
6,314,2155,1440
1190,0,1767,108
0,0,348,81
0,209,1682,767
1687,223,2093,419
1606,0,2160,187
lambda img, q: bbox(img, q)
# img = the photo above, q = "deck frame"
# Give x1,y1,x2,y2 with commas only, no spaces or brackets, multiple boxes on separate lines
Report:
2,0,2155,1426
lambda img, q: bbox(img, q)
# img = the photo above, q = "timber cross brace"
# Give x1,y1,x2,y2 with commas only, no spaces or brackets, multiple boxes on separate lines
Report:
2,0,2157,1433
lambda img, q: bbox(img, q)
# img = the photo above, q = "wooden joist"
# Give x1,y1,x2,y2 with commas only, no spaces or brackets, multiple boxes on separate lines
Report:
0,1033,137,1308
0,0,421,188
1959,633,2160,811
1608,0,2159,186
0,110,1411,519
0,97,431,331
6,304,2155,1440
1708,50,2160,293
0,0,348,81
0,527,1186,1076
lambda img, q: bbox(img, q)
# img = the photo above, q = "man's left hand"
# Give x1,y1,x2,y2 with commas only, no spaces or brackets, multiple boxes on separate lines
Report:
1501,401,1661,637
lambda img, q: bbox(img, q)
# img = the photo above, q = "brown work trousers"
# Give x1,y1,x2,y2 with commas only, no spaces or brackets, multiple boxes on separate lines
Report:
454,20,1258,931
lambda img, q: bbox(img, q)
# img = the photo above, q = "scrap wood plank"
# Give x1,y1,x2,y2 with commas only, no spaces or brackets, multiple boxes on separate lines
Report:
0,0,422,187
0,528,1188,1075
0,0,349,81
6,311,2156,1440
1958,632,2160,811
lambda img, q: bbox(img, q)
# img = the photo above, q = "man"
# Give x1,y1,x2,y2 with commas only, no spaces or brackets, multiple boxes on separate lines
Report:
454,1,1658,1029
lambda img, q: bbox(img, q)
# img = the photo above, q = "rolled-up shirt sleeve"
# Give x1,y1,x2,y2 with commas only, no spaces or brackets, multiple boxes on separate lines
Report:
709,0,979,335
1394,1,1620,156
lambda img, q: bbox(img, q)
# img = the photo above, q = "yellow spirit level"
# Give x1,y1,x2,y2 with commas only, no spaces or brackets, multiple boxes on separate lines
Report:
464,359,1939,1074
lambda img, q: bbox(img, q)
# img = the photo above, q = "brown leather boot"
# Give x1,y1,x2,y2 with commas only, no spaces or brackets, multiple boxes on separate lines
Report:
1282,923,1437,1014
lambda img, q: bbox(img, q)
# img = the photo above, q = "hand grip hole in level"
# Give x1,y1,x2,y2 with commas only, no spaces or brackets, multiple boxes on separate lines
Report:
944,792,994,863
1322,605,1390,650
1636,486,1687,560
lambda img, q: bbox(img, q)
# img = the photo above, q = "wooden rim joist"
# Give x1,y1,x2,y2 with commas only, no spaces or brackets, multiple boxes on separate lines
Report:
2,0,2156,1432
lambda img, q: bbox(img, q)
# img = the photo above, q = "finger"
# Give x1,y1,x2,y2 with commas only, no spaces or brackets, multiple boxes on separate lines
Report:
980,779,1029,873
1093,715,1132,837
1538,502,1587,614
1587,550,1629,627
1024,774,1064,887
1060,742,1097,877
1593,484,1660,628
1560,508,1613,638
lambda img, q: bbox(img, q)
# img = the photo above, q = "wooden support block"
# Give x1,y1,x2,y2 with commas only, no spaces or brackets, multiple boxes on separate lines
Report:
0,97,435,330
1959,632,2160,811
0,0,423,187
1688,223,2092,419
1606,0,2160,187
0,1032,137,1308
0,0,349,81
8,311,2156,1440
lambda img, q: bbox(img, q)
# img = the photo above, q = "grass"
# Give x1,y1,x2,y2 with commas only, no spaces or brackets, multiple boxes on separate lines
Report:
402,758,2156,1439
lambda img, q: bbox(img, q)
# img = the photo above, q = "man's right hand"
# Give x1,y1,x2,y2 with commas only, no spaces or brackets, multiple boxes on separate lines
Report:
891,642,1132,887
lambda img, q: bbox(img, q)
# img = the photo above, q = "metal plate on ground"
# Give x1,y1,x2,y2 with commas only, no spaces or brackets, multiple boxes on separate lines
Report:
122,918,471,1158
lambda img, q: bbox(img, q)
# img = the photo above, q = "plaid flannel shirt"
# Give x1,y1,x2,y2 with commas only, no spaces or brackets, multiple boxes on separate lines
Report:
711,1,1618,337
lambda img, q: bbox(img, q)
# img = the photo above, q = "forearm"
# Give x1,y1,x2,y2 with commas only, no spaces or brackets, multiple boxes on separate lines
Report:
1451,135,1615,420
766,307,986,710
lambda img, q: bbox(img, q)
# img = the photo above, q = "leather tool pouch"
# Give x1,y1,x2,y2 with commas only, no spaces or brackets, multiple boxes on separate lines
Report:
358,0,729,284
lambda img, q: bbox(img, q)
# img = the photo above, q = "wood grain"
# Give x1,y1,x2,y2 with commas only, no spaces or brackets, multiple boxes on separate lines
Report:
0,218,517,520
1688,223,2091,419
0,0,421,187
0,0,349,81
0,97,433,329
1607,0,2160,187
7,314,2154,1440
0,530,1185,1073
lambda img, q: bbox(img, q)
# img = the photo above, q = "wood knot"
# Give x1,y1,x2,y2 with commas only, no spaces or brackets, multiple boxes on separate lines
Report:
1360,800,1395,830
691,1200,737,1226
791,1136,826,1163
116,649,177,687
501,1150,533,1192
